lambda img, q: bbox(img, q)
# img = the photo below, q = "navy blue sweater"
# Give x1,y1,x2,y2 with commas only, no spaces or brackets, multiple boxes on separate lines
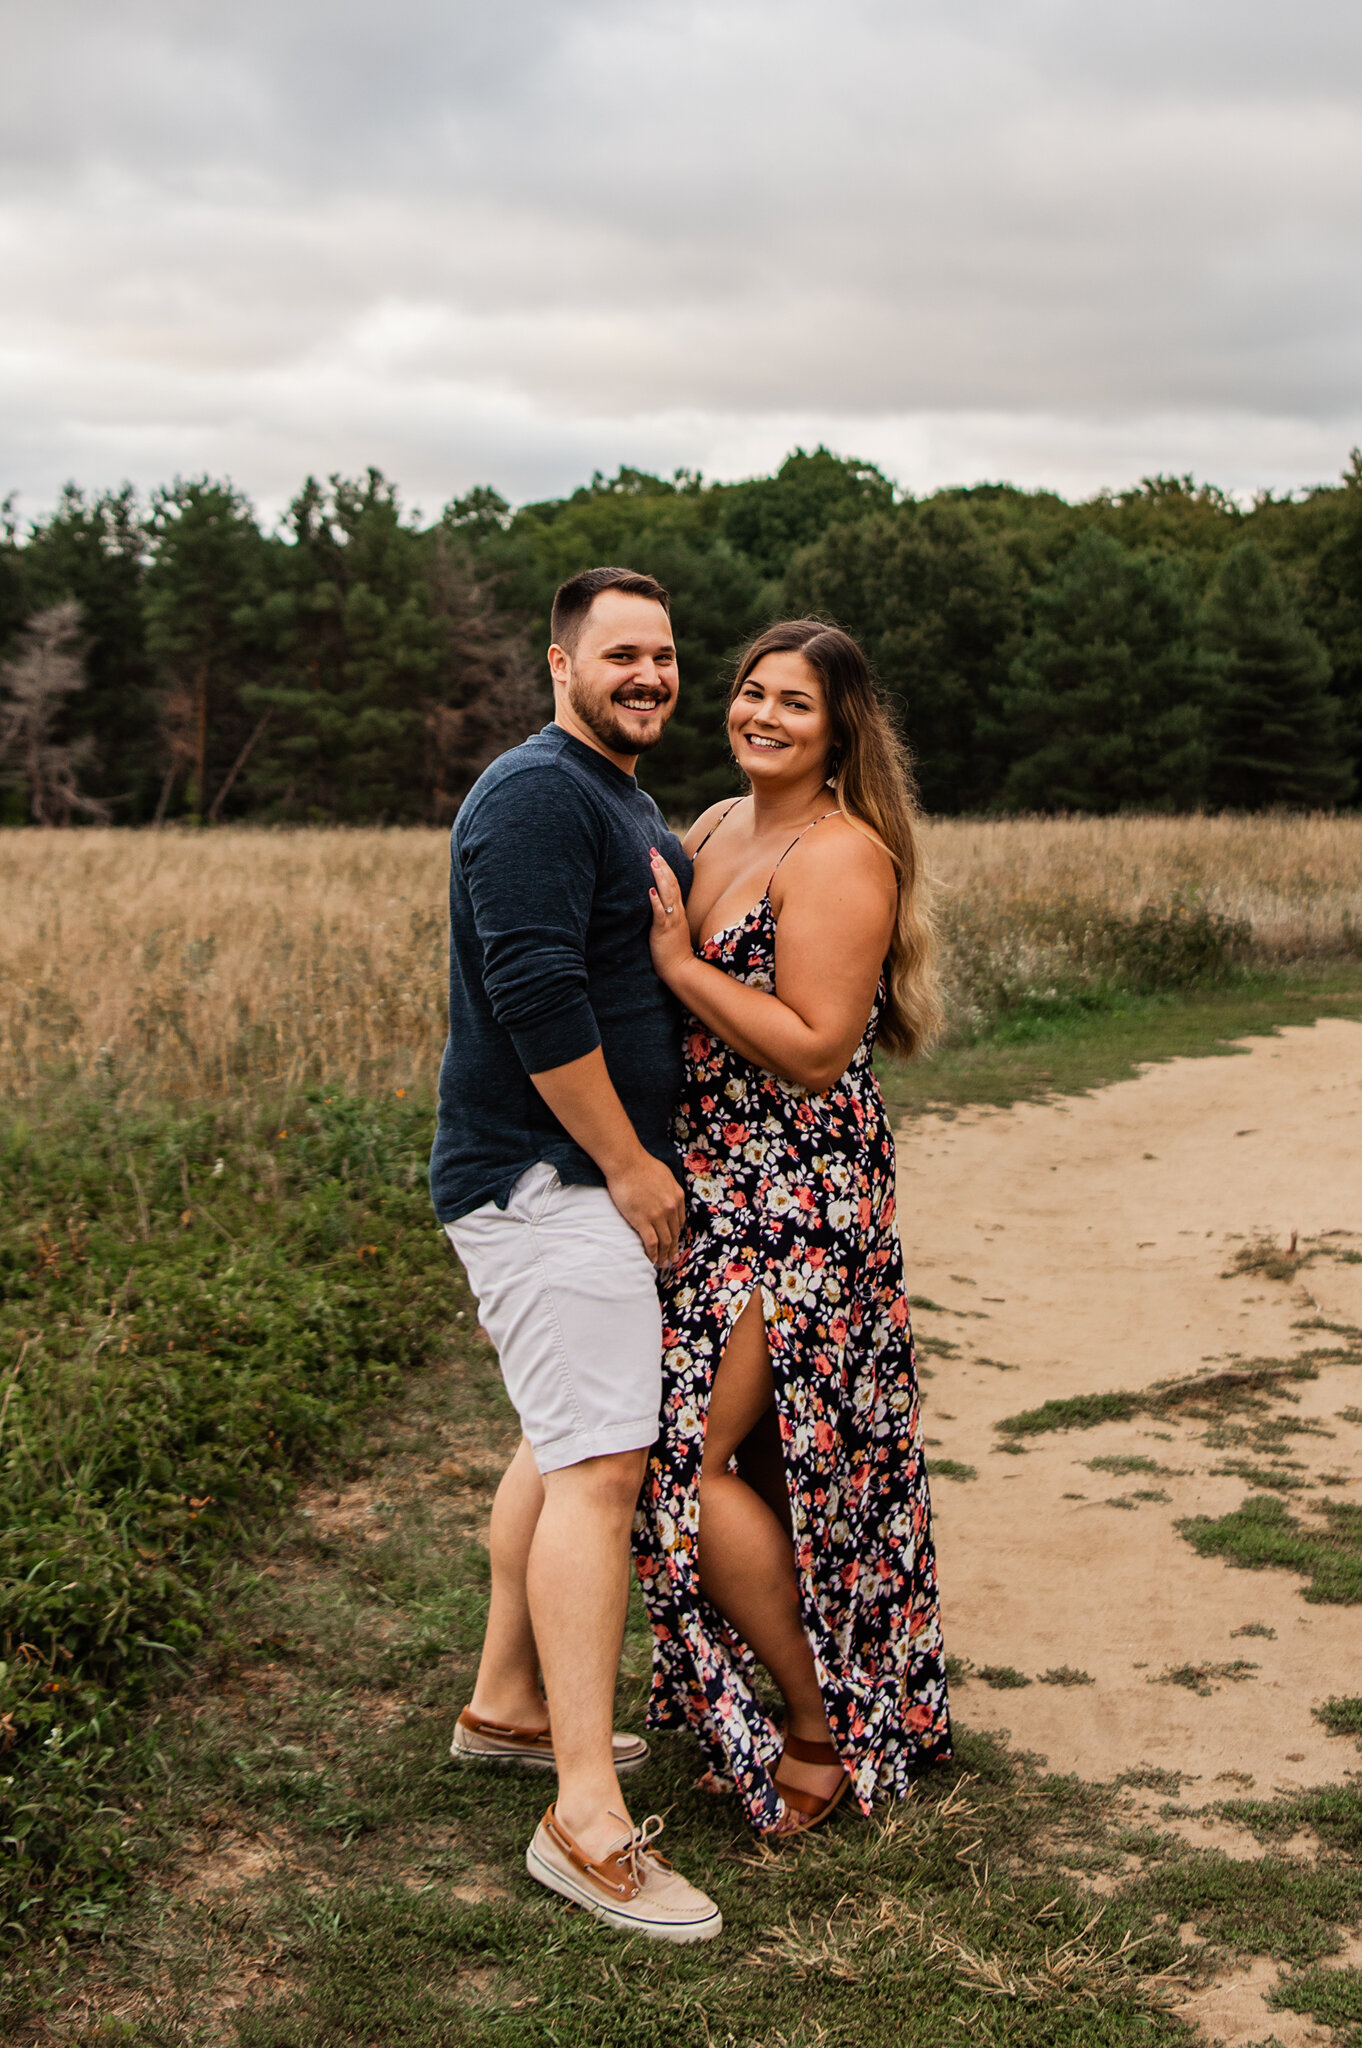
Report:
429,725,693,1224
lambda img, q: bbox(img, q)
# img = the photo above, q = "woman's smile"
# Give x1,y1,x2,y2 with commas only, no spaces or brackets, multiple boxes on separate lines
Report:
729,649,832,780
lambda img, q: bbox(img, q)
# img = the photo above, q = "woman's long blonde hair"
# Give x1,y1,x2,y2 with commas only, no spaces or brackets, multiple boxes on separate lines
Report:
728,619,942,1060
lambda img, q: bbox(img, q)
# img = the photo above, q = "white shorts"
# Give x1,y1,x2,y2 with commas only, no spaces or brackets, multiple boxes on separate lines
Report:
445,1161,663,1475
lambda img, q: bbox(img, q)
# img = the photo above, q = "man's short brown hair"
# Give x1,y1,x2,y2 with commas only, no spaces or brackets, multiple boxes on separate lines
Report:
550,566,670,654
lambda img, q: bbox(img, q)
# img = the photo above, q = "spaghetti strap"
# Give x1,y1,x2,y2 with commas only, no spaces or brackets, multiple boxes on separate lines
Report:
769,807,841,884
691,795,746,861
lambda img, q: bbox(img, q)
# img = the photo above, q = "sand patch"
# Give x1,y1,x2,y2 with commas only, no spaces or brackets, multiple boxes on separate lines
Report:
898,1018,1362,1792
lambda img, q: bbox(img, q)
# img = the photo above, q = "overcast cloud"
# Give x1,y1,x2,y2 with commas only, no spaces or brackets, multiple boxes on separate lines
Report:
3,0,1360,519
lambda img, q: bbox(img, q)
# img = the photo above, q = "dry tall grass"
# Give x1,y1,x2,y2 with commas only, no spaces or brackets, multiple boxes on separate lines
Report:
3,816,1361,1101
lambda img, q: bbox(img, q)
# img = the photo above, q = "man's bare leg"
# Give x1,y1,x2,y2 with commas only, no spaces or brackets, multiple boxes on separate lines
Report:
468,1436,547,1728
527,1445,648,1860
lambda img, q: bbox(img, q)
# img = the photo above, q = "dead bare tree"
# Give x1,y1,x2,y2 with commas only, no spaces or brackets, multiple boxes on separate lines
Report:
0,600,111,825
424,534,548,819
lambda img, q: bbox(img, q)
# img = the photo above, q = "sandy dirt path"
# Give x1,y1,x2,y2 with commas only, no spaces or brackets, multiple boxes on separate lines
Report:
898,1018,1362,2041
900,1018,1362,1785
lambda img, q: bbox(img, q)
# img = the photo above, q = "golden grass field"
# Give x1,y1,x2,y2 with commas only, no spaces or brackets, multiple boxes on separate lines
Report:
3,815,1361,1100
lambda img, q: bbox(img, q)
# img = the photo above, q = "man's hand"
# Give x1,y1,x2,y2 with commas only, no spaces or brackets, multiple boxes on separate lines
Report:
528,1044,686,1266
606,1148,686,1266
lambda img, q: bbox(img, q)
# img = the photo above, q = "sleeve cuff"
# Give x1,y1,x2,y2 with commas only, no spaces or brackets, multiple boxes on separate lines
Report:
510,1004,602,1076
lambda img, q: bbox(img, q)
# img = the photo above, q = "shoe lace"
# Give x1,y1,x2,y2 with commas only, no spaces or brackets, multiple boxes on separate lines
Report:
608,1811,668,1883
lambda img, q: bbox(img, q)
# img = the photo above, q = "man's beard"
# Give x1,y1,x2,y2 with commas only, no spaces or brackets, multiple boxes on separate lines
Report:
565,672,670,757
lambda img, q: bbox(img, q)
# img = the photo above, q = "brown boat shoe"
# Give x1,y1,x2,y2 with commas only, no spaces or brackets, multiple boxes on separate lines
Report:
525,1804,722,1942
449,1706,649,1774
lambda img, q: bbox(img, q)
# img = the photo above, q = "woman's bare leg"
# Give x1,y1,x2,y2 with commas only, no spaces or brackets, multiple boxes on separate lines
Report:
735,1402,793,1539
698,1295,845,1818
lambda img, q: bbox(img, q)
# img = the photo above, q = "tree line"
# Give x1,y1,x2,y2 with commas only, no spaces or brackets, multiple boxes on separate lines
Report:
1,447,1359,825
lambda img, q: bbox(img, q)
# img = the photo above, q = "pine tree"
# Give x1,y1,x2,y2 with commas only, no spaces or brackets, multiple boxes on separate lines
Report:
143,480,278,821
255,471,451,821
1295,449,1362,770
992,528,1212,812
1201,542,1354,809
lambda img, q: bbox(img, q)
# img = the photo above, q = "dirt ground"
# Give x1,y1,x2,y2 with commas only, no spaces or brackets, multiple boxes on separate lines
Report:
899,1017,1362,2046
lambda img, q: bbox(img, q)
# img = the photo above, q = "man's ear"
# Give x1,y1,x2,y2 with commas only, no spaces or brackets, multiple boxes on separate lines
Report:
547,643,570,691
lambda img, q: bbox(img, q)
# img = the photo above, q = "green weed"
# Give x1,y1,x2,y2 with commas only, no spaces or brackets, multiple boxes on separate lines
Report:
1270,1963,1362,2040
1124,1855,1362,1966
1152,1661,1257,1698
931,1458,978,1482
1177,1496,1362,1604
1084,1455,1182,1478
997,1351,1357,1441
1314,1697,1362,1743
1113,1767,1190,1796
1210,1460,1311,1491
999,1393,1143,1436
1218,1785,1362,1859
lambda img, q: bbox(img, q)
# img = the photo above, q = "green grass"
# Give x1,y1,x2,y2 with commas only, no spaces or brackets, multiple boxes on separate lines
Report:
930,1458,977,1482
878,965,1362,1118
1125,1855,1362,1966
1216,1784,1362,1859
996,1350,1358,1441
1177,1495,1362,1604
998,1393,1144,1436
1209,1459,1311,1491
1314,1697,1362,1743
0,1352,1198,2048
1271,1964,1362,2040
7,961,1362,2041
0,1086,460,1944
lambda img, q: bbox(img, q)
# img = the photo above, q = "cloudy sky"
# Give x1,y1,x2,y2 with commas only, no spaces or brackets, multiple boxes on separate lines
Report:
4,0,1360,520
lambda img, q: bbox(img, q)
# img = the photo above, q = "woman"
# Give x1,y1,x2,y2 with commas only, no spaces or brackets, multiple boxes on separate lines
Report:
634,619,950,1837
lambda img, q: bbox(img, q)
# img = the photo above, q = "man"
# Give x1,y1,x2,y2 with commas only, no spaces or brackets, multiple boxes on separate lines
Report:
429,565,721,1943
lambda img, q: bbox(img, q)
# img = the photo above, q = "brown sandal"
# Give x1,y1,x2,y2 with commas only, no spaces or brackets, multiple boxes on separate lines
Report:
771,1733,851,1838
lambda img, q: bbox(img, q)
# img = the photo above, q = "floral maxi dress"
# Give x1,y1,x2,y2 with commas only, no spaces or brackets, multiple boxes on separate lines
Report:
633,891,951,1832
